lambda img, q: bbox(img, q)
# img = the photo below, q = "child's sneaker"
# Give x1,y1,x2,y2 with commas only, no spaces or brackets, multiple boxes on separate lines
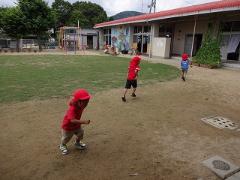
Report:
59,144,68,155
131,93,136,97
122,97,126,102
182,76,185,81
75,141,87,150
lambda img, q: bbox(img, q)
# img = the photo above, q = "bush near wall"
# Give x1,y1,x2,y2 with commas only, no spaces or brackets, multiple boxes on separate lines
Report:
193,33,221,68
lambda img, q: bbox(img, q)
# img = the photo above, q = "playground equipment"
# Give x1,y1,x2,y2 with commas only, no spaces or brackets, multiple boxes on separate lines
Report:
58,26,86,54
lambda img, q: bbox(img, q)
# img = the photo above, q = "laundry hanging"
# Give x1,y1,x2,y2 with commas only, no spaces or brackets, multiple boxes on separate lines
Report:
227,34,240,53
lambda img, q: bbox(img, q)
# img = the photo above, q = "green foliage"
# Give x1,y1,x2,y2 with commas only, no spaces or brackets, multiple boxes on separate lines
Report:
18,0,55,36
51,0,108,28
1,0,107,40
108,16,114,21
1,7,26,39
52,0,72,28
194,30,221,67
0,55,179,103
0,7,8,28
17,0,55,50
1,7,26,51
67,9,89,27
69,1,107,28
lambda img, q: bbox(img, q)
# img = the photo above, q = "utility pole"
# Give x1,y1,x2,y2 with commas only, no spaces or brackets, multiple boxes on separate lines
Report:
148,0,156,13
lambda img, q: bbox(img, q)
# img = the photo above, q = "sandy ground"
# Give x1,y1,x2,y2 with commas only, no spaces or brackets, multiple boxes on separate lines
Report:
0,57,240,180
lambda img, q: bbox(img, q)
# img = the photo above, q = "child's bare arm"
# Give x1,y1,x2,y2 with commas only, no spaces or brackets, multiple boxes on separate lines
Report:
135,70,138,78
135,69,140,79
189,60,193,67
71,119,90,124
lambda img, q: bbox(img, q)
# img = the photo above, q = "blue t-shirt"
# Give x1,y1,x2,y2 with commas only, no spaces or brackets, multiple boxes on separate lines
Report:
181,60,189,70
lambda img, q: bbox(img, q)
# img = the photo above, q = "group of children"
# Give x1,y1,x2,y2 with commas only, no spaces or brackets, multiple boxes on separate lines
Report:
59,52,191,155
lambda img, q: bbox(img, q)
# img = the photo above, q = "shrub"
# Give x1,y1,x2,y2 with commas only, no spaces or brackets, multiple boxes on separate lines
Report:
194,31,221,67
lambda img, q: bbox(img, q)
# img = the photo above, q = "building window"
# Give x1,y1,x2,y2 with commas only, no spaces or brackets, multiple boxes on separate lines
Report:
144,26,151,33
232,21,240,32
65,29,76,34
221,21,240,32
103,28,111,45
134,26,142,34
133,26,151,34
159,24,173,37
221,22,232,32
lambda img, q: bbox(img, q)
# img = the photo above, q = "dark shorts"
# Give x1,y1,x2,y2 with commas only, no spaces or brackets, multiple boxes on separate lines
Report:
182,68,188,73
125,79,137,89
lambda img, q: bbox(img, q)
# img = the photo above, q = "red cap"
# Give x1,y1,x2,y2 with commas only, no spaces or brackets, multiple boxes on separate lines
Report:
72,89,91,102
182,53,188,61
130,56,141,66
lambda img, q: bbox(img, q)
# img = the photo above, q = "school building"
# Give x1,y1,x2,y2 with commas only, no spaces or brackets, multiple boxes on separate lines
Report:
58,27,98,51
94,0,240,63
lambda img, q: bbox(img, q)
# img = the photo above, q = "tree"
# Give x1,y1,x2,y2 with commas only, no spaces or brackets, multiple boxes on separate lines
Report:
52,0,72,28
18,0,55,51
108,17,114,21
0,7,6,29
0,7,9,34
1,7,26,51
68,10,89,27
69,1,107,28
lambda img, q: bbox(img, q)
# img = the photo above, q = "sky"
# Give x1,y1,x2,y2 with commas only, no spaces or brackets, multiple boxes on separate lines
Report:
0,0,220,16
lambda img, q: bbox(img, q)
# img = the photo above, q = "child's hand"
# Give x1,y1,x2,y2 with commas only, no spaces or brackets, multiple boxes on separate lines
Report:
85,120,90,124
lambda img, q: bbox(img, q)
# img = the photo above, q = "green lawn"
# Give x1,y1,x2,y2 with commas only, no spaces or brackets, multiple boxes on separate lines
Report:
0,55,179,103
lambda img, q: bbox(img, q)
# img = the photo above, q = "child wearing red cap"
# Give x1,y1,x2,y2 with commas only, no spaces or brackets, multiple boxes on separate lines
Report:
181,53,191,81
122,54,141,102
59,89,91,155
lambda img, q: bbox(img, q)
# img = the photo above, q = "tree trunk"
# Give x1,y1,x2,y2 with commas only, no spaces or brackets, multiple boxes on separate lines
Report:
37,36,42,52
16,39,20,52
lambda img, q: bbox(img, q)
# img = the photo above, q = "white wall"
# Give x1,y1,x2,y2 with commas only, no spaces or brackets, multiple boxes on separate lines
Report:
81,29,98,34
93,36,98,49
152,37,171,58
172,20,209,55
81,36,87,46
99,30,104,49
152,23,159,37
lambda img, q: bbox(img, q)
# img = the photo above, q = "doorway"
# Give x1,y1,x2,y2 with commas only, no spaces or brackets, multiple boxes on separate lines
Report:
227,34,240,61
184,34,203,56
87,36,93,49
136,35,149,54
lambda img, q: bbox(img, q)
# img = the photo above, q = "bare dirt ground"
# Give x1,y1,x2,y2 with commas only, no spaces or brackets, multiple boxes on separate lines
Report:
0,59,240,180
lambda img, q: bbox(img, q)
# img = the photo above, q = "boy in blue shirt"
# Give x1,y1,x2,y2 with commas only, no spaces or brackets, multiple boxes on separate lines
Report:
181,53,191,81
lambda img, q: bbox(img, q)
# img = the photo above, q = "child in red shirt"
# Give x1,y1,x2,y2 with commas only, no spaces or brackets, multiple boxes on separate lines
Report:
122,54,141,102
60,89,91,155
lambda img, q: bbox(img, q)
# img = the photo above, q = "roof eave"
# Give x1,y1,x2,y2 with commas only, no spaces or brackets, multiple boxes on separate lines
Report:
94,6,240,28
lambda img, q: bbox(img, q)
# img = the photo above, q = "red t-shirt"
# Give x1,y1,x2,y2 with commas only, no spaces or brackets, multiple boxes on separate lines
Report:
127,65,140,80
61,105,83,131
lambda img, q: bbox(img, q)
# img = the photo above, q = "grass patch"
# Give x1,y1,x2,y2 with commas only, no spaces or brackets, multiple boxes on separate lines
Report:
0,55,179,103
